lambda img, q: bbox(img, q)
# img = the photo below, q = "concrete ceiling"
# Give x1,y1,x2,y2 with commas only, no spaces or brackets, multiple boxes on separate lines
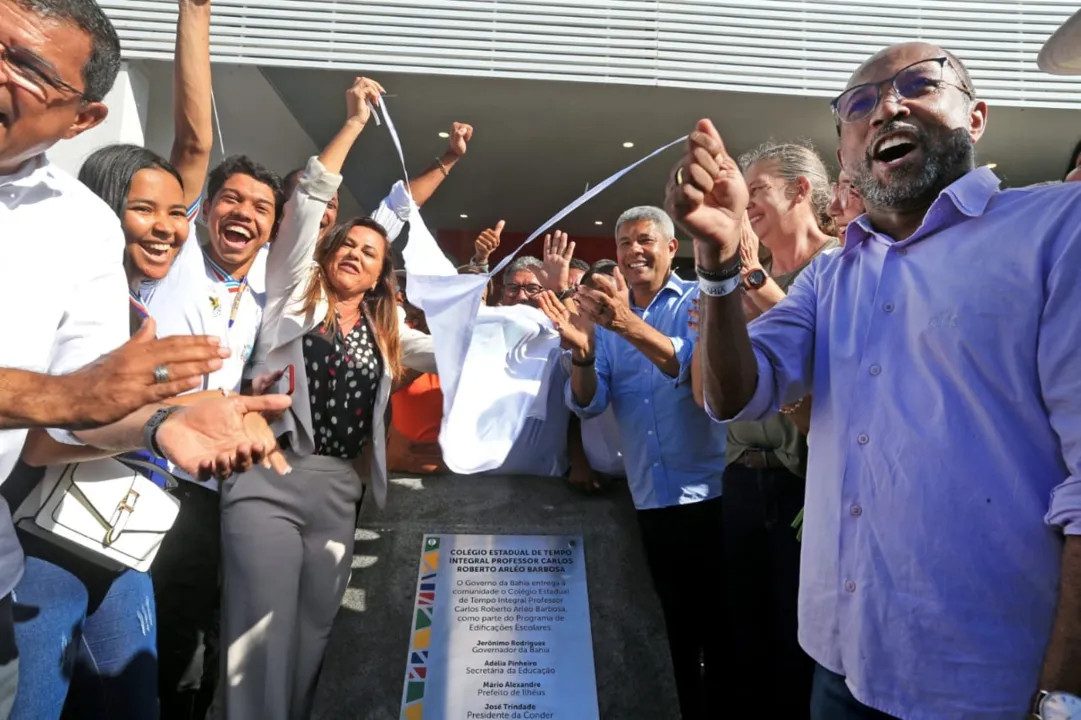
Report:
263,67,1081,240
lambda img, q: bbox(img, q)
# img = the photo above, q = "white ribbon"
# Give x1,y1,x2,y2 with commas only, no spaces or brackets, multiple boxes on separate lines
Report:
375,99,683,474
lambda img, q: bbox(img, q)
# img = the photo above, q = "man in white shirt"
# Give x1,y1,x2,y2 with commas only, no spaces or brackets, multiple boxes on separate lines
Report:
0,1,289,716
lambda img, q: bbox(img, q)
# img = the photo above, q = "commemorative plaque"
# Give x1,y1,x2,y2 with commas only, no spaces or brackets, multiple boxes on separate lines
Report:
399,534,600,720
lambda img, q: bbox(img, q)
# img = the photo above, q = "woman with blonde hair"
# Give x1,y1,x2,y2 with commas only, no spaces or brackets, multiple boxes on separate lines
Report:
692,140,839,718
218,79,434,720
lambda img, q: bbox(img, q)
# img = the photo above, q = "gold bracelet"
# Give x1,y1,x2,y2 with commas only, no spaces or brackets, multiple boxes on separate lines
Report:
435,157,450,177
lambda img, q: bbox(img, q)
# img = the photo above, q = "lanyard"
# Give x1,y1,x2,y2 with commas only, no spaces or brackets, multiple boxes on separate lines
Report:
129,290,149,320
204,256,250,331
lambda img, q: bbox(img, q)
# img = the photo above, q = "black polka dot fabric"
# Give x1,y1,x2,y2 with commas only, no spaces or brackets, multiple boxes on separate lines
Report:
302,315,383,459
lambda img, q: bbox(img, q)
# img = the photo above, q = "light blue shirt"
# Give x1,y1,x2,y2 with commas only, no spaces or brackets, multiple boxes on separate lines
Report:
567,274,725,510
712,167,1081,719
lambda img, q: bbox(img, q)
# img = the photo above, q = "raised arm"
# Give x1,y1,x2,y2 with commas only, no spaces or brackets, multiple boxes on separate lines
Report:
665,119,758,419
171,0,214,209
370,122,473,243
266,77,381,299
408,122,472,207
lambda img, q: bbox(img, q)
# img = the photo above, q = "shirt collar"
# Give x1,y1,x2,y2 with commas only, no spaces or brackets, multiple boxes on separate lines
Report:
0,153,52,190
630,271,686,310
842,166,1001,255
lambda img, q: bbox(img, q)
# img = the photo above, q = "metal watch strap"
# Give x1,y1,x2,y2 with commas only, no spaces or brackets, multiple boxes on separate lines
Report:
143,406,182,459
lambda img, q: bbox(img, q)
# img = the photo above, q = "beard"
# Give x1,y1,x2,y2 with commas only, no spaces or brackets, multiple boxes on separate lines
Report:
849,125,975,213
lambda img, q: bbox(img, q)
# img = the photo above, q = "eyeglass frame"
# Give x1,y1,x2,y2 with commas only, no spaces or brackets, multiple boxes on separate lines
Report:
829,57,974,124
502,282,545,298
0,39,85,100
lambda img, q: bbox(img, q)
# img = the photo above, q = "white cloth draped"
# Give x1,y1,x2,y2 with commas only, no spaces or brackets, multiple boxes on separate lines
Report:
379,101,684,474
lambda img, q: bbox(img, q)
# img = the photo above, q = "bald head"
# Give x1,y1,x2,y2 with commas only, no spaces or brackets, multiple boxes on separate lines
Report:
848,42,974,95
835,42,987,217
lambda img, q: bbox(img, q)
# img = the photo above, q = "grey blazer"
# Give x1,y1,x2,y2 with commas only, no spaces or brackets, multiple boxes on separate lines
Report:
251,156,435,508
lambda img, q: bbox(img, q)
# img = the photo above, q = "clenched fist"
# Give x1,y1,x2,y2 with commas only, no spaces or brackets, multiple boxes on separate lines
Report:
447,122,474,157
664,119,748,270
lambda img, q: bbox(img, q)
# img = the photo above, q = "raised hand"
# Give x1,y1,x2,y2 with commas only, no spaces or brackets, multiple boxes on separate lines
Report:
664,119,749,266
64,318,229,428
447,122,474,157
536,230,576,293
738,213,763,273
157,394,293,480
346,76,386,127
473,221,504,265
534,291,593,357
575,268,634,335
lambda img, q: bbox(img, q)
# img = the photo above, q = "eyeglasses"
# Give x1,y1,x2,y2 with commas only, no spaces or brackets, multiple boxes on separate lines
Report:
0,40,84,101
830,57,973,124
503,283,544,297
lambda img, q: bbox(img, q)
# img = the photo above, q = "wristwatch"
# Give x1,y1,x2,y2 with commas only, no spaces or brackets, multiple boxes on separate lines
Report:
745,268,768,290
143,406,183,459
1034,691,1081,719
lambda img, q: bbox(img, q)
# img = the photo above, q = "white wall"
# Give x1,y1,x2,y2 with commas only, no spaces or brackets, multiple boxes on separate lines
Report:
48,59,359,217
47,61,150,176
142,60,361,216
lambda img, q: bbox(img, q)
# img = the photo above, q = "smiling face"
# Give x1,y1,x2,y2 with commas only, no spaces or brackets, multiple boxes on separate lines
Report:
501,269,542,307
0,0,109,174
123,167,189,282
204,173,277,275
615,218,677,294
744,159,802,248
838,43,987,213
326,224,388,300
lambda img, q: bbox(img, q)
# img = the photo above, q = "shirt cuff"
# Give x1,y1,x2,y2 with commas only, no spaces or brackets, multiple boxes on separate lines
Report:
669,336,694,387
1046,477,1081,535
383,180,413,221
46,428,85,447
564,374,607,419
299,155,344,203
703,346,777,423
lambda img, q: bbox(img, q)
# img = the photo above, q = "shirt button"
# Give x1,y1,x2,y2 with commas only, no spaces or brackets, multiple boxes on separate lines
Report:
850,505,862,517
883,302,895,313
857,433,869,445
845,580,856,593
869,364,881,376
647,430,654,435
644,399,650,405
653,462,659,467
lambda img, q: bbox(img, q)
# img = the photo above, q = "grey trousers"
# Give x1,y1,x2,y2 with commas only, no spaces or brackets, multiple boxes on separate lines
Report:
219,451,362,720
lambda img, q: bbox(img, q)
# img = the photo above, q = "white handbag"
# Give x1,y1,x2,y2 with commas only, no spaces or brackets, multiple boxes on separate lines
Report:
13,457,181,573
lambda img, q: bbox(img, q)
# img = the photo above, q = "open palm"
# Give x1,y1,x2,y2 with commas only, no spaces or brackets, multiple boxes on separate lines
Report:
156,395,293,479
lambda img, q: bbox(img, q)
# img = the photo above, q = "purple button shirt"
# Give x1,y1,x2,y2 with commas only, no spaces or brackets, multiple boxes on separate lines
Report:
709,168,1081,719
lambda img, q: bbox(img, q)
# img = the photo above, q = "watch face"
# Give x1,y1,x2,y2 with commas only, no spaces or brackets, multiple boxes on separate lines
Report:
747,269,767,289
1040,692,1081,720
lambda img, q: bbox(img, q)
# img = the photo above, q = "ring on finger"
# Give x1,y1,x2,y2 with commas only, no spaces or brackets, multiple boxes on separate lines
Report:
675,167,685,186
153,365,170,384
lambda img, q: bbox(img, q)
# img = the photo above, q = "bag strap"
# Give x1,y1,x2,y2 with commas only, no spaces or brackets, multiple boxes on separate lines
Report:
115,456,182,490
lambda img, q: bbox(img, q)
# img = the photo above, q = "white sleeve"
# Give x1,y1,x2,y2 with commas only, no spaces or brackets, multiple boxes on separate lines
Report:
369,181,411,243
47,219,130,445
